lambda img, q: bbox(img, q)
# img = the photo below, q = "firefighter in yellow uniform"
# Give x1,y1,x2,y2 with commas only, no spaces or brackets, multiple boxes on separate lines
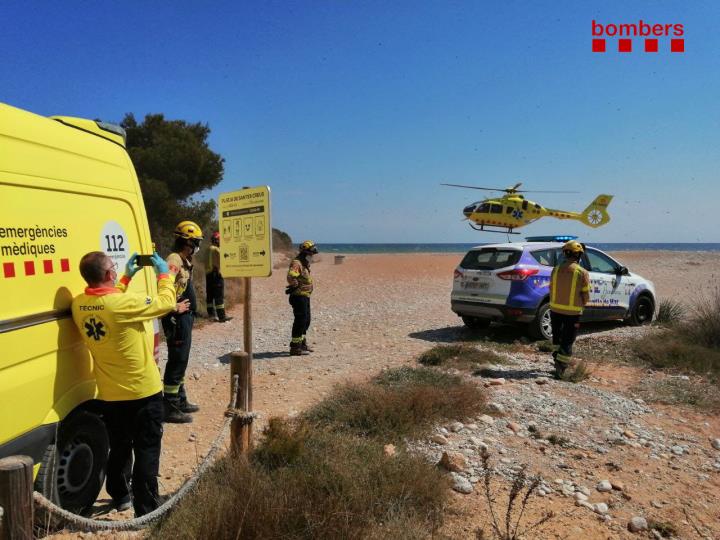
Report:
72,250,176,516
161,220,202,423
287,240,318,356
205,231,232,322
548,240,590,378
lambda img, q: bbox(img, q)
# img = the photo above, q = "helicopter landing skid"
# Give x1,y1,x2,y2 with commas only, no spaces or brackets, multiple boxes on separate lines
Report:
469,223,520,234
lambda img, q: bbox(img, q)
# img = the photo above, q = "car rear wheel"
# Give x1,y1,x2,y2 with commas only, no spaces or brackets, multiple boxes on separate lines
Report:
461,316,491,330
529,303,552,340
35,410,109,515
629,295,654,326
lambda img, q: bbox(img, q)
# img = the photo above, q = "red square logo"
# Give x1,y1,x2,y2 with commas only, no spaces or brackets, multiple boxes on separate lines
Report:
618,39,632,52
3,262,15,278
671,38,684,52
43,260,53,274
24,261,35,276
592,38,606,52
61,258,70,272
645,39,658,52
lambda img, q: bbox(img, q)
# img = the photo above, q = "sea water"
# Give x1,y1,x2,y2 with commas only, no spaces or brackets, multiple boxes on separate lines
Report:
319,243,720,254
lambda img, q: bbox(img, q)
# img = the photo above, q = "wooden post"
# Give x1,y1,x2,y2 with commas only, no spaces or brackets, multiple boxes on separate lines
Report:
0,456,33,540
229,276,254,457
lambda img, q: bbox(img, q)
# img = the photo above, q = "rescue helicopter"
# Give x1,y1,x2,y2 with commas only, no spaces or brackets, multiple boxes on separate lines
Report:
442,182,613,234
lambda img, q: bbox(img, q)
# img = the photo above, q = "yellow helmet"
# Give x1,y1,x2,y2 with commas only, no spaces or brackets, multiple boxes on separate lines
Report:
299,240,318,254
174,220,203,240
562,240,584,255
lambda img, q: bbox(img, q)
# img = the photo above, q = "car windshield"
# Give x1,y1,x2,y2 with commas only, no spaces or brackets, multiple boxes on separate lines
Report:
460,248,521,270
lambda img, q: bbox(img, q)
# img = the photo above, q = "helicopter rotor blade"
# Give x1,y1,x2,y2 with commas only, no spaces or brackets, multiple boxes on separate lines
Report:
441,183,509,191
514,190,581,194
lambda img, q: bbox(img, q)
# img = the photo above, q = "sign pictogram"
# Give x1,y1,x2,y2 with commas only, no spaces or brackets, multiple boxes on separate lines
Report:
218,186,272,277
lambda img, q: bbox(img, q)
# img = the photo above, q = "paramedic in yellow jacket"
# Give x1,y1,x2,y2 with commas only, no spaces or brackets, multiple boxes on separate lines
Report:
72,250,177,516
161,220,202,423
287,240,318,356
548,240,590,378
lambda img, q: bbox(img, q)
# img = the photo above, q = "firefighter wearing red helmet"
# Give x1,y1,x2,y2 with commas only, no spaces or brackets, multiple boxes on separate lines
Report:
286,240,318,356
205,231,233,323
548,240,590,378
160,220,203,423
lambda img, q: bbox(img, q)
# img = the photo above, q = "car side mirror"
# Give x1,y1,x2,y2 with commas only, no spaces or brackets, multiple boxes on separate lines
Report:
616,266,629,276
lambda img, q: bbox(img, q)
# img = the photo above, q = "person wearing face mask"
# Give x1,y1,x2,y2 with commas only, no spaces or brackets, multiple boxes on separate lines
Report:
286,240,318,356
161,220,202,423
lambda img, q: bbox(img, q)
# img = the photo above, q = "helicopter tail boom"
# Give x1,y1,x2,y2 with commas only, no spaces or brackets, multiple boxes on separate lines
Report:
579,194,613,228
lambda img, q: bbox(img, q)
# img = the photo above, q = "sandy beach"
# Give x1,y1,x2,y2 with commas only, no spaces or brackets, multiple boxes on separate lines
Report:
51,250,720,539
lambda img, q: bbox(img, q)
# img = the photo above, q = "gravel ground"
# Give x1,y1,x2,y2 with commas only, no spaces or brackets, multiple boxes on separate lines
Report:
49,251,720,539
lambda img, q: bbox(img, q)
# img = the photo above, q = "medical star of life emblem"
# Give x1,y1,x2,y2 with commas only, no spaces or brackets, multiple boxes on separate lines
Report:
84,316,107,341
512,210,523,219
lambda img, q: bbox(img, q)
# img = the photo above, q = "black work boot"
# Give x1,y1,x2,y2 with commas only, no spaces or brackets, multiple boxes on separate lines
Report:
217,308,233,323
301,339,314,353
553,359,568,380
207,307,217,321
179,396,200,413
163,396,193,423
290,342,309,356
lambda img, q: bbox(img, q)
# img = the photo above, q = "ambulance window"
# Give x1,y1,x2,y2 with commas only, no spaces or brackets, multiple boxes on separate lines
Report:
477,203,490,213
522,200,528,210
490,204,502,214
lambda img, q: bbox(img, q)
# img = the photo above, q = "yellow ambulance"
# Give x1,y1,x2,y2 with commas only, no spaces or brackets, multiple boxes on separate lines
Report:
0,103,160,513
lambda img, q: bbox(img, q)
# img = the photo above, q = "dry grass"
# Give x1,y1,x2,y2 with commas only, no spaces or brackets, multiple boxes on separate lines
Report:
305,367,486,441
154,367,486,539
154,420,448,540
630,289,720,377
633,333,720,376
631,377,720,411
560,360,593,383
475,454,554,540
418,344,510,369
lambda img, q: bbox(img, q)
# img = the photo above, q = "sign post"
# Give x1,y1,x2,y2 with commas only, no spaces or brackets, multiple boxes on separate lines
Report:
219,186,272,456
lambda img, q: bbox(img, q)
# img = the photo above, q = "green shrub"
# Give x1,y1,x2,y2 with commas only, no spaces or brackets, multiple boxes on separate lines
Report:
418,344,508,368
305,367,486,440
154,421,448,540
655,298,686,325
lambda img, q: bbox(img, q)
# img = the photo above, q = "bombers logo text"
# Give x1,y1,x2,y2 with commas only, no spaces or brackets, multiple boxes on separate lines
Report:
592,20,685,53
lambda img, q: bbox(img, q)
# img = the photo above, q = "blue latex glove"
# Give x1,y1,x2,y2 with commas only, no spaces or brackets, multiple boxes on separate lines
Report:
124,252,141,278
150,252,169,275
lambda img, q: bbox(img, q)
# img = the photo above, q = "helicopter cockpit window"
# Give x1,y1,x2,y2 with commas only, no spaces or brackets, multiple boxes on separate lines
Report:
489,204,502,214
506,206,513,214
477,203,490,213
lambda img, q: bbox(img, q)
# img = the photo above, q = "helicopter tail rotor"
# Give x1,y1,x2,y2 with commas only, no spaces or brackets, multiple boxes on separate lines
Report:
580,194,613,228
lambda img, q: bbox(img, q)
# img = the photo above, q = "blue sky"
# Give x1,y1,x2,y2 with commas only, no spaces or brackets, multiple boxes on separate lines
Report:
2,1,718,242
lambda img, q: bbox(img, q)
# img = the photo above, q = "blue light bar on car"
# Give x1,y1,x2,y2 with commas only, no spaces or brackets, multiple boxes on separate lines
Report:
525,235,578,242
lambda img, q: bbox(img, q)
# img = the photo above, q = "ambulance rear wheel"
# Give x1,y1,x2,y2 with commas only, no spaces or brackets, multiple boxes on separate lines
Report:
35,410,109,515
462,316,491,330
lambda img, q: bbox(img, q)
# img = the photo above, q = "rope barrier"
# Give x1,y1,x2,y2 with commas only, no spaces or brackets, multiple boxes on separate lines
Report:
34,383,251,532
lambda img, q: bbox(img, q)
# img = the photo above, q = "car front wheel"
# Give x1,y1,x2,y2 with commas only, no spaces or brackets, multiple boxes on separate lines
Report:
629,295,654,326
